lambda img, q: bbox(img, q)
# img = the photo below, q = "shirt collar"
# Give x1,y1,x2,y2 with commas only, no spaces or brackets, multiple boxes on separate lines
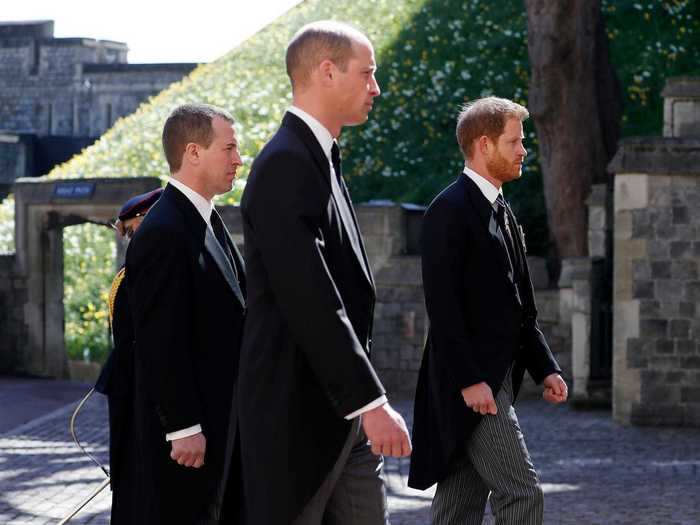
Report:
462,165,503,206
167,177,214,227
287,105,335,161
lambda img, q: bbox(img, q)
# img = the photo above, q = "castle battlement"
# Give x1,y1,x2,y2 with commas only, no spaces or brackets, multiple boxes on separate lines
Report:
0,20,195,138
0,20,54,39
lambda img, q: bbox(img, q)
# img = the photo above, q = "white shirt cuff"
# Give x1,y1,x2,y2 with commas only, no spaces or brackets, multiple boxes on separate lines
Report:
165,424,202,441
344,395,387,420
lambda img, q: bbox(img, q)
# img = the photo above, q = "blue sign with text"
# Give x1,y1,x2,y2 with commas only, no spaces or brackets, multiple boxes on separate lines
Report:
53,182,96,199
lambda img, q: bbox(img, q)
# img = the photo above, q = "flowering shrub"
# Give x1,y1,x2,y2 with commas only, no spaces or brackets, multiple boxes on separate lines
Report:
63,224,115,362
0,195,13,254
0,0,697,362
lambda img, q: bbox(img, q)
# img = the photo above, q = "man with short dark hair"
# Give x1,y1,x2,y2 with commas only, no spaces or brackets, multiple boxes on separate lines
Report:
126,102,246,524
409,96,568,525
238,20,411,525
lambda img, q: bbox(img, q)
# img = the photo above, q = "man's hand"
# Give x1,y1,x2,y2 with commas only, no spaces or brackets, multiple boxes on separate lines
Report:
461,382,497,415
361,403,412,458
543,373,568,404
170,432,206,468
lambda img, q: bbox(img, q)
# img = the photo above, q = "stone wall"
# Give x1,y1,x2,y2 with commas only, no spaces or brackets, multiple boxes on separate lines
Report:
612,169,700,426
0,135,31,198
0,254,28,373
81,64,198,137
609,77,700,427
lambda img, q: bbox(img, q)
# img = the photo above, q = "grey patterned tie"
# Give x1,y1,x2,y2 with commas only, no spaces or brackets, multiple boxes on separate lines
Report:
210,210,238,280
495,194,517,271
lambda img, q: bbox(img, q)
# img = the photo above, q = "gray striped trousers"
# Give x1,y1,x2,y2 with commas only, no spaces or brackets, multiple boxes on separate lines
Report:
431,367,544,525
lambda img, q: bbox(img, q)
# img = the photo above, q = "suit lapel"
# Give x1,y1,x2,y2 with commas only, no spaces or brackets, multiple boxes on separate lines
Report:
329,164,375,290
204,227,246,309
282,113,330,187
165,185,246,309
461,175,517,287
222,218,247,299
229,239,246,285
338,176,375,289
281,112,375,292
505,202,535,302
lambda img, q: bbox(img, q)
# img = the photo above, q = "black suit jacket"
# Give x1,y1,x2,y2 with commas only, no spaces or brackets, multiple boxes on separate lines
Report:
408,173,561,490
125,183,246,523
238,112,385,524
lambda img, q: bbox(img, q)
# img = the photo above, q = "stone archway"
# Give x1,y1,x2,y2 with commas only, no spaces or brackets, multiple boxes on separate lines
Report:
10,176,161,378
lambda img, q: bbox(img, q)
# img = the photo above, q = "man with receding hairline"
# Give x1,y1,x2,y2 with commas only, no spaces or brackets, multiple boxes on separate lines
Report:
238,20,410,525
409,97,567,525
126,103,246,523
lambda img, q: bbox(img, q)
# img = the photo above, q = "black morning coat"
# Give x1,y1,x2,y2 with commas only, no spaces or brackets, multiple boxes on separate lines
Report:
94,267,139,524
408,173,561,490
125,183,246,524
238,112,385,524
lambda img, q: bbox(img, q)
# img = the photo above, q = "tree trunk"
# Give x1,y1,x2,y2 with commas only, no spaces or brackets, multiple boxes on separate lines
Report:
526,0,622,258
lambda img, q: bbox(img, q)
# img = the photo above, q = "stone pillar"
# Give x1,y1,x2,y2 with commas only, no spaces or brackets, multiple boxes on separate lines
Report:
587,184,610,259
662,77,700,138
570,257,593,401
556,258,580,383
609,84,700,426
570,184,613,406
0,254,29,373
43,212,69,377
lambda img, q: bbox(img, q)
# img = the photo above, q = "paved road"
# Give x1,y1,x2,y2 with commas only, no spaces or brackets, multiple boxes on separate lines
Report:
0,376,90,433
1,386,699,524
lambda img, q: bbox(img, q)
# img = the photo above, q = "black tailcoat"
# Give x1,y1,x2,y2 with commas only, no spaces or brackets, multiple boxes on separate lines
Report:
238,112,385,524
408,174,561,490
94,268,139,523
125,183,246,523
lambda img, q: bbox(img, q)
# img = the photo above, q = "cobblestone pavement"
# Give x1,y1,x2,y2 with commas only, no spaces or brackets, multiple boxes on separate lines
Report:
0,377,90,433
1,392,699,524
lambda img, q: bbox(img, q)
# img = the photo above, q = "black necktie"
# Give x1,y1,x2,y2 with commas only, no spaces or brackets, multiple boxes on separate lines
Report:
331,142,343,184
329,142,364,260
210,210,238,279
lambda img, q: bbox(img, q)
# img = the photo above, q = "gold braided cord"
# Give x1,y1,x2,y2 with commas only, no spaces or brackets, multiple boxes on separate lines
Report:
108,268,126,324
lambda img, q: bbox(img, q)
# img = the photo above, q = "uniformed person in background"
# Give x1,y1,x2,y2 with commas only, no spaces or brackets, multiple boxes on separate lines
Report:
94,187,163,524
